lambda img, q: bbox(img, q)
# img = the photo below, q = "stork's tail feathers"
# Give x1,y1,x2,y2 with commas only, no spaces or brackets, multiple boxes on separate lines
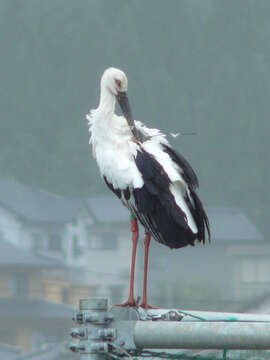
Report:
190,189,211,244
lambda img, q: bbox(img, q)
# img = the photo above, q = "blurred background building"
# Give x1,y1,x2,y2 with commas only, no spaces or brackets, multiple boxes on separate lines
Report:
0,179,268,356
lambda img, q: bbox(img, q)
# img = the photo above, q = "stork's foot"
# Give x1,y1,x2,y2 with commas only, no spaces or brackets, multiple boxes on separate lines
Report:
115,296,140,307
140,301,157,309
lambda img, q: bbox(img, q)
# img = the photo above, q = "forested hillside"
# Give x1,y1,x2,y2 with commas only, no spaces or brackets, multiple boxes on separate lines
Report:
0,0,269,235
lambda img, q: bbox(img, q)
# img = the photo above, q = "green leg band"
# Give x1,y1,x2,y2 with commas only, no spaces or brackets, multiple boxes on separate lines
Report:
130,213,137,220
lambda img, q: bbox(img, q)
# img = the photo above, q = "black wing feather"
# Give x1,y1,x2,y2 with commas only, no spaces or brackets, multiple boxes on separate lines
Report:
189,189,211,242
104,176,121,199
103,148,210,250
134,150,196,249
162,143,199,189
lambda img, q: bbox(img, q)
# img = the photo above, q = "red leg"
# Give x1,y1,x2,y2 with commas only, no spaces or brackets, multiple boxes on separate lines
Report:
140,233,155,309
116,219,139,307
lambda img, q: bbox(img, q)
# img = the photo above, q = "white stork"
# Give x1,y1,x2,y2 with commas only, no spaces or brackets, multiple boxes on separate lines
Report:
86,67,210,308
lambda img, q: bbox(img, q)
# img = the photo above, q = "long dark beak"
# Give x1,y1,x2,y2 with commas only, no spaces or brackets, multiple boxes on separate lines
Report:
116,91,139,140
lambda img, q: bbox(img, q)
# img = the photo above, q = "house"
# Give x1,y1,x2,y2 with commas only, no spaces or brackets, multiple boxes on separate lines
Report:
84,196,131,304
0,178,267,311
0,240,65,300
0,178,269,354
0,179,132,305
0,180,131,352
0,240,76,353
0,179,96,305
0,179,87,267
83,199,270,311
140,207,268,312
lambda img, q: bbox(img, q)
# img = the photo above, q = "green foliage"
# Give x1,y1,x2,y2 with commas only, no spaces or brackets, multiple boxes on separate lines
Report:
0,1,269,234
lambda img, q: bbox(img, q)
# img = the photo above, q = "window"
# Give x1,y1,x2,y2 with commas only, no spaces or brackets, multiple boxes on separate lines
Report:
31,232,43,253
72,235,82,258
48,233,62,252
86,224,93,239
10,274,29,297
88,233,117,250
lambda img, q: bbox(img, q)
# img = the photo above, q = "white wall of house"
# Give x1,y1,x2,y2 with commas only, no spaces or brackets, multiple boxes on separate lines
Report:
0,205,98,282
0,207,23,247
64,210,95,269
84,225,135,301
23,225,53,253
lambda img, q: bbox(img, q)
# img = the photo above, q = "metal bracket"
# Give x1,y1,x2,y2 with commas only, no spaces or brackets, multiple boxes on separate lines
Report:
70,299,185,359
70,298,117,358
70,298,130,359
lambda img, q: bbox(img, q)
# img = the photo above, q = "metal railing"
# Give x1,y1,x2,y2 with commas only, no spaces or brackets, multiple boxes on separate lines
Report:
70,298,270,359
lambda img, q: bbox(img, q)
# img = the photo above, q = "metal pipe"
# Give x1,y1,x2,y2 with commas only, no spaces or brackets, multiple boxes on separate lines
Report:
134,321,270,349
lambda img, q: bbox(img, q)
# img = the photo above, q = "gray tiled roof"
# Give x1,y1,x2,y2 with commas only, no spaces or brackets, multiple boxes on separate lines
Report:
0,241,65,267
0,179,81,223
86,196,263,241
86,196,129,223
207,207,264,241
0,179,263,241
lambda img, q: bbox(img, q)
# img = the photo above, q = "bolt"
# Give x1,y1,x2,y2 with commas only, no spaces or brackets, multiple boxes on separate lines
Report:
168,311,183,321
76,312,84,324
115,339,125,347
104,313,114,323
85,313,99,323
70,344,85,353
91,342,109,353
70,328,85,338
98,328,116,340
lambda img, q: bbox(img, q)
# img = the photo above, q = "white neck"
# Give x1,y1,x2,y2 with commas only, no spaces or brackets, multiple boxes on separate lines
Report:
97,86,116,117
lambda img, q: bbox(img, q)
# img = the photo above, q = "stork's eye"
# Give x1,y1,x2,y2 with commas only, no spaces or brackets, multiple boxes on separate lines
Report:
114,79,122,89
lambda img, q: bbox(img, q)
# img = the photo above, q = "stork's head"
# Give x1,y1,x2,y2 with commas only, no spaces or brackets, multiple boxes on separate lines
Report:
101,67,128,95
101,67,137,139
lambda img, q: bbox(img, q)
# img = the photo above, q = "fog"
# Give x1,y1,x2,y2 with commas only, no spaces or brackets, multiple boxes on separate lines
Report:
0,1,269,357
